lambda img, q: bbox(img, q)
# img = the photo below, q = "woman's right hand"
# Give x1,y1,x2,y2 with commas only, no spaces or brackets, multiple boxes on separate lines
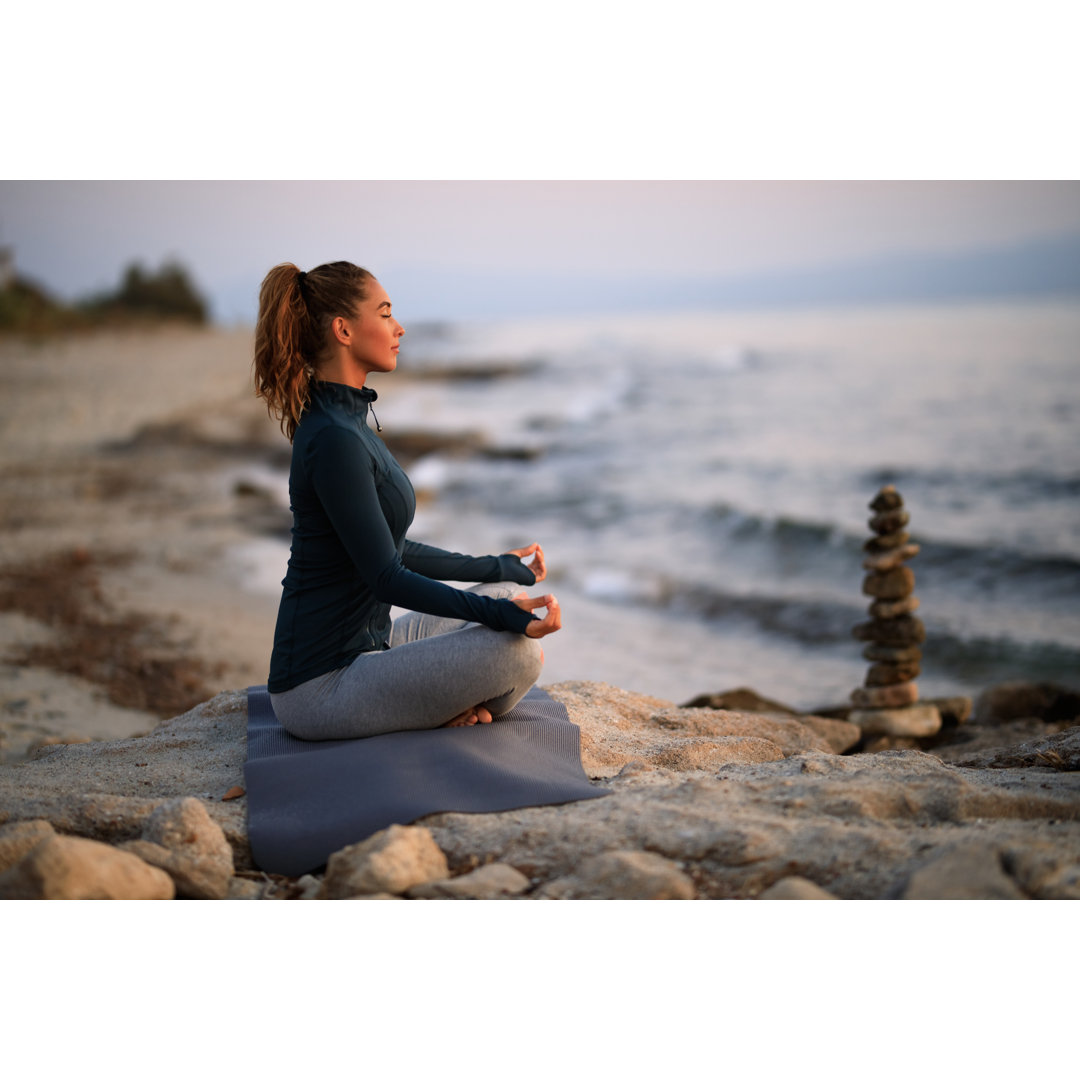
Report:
513,593,562,638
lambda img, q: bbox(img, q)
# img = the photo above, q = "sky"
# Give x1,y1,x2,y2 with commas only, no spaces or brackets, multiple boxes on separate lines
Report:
3,181,1080,323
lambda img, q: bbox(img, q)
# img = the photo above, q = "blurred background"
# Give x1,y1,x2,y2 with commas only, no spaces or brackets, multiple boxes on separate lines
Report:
2,180,1079,708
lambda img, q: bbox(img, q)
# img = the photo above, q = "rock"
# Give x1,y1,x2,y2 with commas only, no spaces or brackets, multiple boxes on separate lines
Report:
0,819,56,873
538,850,696,900
901,843,1026,900
1002,841,1080,900
681,687,800,715
952,728,1080,770
0,689,251,867
2,679,1078,901
295,874,323,900
849,705,943,738
861,566,915,600
864,530,911,553
862,643,923,664
974,682,1080,726
852,615,926,647
925,696,972,727
0,834,175,899
227,876,265,900
869,509,910,534
407,863,531,900
862,544,920,572
319,824,449,898
548,681,852,779
122,796,234,899
869,487,903,512
868,595,920,619
865,661,921,686
758,876,838,899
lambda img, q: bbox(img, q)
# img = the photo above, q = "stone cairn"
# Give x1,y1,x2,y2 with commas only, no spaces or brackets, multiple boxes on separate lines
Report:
849,486,943,740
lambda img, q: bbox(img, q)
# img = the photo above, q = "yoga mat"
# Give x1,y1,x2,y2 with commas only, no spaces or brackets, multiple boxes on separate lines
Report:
244,684,609,877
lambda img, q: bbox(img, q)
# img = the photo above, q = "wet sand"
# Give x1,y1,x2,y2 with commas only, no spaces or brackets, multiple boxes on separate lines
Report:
0,326,284,762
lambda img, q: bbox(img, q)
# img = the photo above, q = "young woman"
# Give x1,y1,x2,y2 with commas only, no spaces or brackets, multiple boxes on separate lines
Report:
252,260,561,739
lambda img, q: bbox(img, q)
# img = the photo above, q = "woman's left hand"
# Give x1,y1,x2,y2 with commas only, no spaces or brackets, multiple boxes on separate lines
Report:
505,542,546,583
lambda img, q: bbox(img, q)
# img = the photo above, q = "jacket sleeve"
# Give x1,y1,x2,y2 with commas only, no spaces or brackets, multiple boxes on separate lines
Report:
403,539,536,586
307,425,536,634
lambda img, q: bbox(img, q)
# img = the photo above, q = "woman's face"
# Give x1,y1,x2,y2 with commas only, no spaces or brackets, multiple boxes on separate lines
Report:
340,278,404,376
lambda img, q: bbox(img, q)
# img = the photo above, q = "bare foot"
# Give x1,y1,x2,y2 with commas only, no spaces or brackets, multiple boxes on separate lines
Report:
442,705,493,727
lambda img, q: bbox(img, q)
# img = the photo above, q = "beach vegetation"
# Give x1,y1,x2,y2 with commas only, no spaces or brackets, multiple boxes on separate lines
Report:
0,259,209,335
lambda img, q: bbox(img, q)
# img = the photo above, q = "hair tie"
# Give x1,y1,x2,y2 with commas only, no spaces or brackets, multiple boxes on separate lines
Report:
297,270,307,286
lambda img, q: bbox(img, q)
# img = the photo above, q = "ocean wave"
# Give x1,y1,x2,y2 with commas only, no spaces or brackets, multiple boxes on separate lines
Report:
699,502,1080,596
860,465,1080,504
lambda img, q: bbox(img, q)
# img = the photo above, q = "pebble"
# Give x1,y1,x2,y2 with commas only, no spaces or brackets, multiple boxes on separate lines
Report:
869,487,904,512
862,643,923,664
852,615,926,647
861,566,915,600
407,862,531,900
865,660,921,686
848,704,943,737
868,595,920,619
862,544,920,572
851,681,920,709
868,509,910,534
864,530,911,552
758,876,839,900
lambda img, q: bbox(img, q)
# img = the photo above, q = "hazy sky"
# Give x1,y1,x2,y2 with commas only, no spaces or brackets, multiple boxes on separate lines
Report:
2,181,1079,321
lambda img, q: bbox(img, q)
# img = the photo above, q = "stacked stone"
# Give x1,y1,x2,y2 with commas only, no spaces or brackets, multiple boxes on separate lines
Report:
849,486,942,739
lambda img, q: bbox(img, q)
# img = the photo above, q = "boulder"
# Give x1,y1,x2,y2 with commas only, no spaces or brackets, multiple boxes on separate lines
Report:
0,689,251,865
320,824,449,898
119,796,234,899
901,843,1026,900
1,680,1077,901
0,819,56,873
0,834,175,899
975,682,1080,726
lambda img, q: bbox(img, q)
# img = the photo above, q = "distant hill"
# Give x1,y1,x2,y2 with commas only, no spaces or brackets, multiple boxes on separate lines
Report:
689,230,1080,309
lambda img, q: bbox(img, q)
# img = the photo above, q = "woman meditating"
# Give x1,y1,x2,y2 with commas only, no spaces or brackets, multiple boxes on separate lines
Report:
252,260,561,740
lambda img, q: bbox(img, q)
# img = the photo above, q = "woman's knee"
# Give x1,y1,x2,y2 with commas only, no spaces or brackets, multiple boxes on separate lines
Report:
507,631,544,683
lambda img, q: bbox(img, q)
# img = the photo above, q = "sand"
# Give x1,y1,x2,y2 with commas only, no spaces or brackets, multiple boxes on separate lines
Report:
0,325,284,762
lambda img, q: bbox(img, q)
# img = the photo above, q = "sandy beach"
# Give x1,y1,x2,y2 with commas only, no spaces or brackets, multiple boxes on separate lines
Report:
0,326,284,762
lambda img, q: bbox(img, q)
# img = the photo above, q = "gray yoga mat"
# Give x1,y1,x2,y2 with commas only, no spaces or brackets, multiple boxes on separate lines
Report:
244,684,609,877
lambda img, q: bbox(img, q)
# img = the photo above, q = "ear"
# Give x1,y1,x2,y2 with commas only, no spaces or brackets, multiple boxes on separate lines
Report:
330,315,351,346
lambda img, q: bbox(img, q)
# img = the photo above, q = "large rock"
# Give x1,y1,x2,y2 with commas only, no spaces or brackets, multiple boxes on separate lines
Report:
320,824,449,898
120,796,234,899
1,680,1077,900
0,689,251,866
975,682,1080,726
901,842,1025,900
0,834,175,899
553,681,860,777
0,819,56,873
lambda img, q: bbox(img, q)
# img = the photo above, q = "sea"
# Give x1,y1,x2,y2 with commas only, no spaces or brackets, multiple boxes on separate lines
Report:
233,298,1080,710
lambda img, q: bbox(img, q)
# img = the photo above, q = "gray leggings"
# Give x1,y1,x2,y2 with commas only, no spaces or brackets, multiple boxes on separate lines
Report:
269,582,544,740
